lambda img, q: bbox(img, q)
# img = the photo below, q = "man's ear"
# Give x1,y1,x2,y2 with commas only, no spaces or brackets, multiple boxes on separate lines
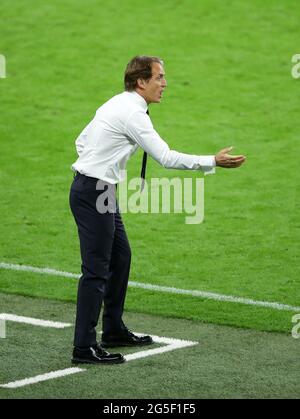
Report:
137,78,147,90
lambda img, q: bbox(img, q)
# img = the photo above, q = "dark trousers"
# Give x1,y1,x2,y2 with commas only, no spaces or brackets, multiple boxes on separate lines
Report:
69,173,131,348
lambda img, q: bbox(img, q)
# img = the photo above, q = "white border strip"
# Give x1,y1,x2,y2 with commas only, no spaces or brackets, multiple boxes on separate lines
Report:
0,314,71,329
1,262,299,312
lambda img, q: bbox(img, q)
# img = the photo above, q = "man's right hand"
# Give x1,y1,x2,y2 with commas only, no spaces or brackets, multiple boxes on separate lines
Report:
215,147,246,168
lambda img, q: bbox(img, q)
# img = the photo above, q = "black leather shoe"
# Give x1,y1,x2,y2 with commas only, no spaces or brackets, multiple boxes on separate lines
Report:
101,329,153,348
72,344,125,365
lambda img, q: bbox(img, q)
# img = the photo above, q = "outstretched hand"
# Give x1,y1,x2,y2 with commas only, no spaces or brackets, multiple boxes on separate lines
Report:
215,147,246,168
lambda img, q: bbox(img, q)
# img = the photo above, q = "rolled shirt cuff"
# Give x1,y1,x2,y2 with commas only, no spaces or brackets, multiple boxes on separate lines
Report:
199,155,216,175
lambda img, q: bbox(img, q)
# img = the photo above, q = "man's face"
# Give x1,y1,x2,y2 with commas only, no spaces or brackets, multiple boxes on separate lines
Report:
138,62,167,104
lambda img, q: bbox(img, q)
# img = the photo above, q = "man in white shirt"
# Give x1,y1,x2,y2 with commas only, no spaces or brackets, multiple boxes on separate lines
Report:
70,56,246,365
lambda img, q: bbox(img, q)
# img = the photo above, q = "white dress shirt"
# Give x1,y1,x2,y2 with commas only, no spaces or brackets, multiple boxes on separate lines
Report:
72,91,216,184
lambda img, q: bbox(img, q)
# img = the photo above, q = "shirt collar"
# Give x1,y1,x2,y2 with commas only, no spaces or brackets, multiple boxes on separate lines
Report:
126,90,148,112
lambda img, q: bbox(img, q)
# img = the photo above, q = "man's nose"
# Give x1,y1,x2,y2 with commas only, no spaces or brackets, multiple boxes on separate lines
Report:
162,79,167,88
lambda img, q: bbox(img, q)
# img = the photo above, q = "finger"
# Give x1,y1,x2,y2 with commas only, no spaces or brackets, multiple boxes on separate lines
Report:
230,158,246,163
224,160,244,168
233,160,244,166
226,155,246,161
221,146,234,154
224,153,245,158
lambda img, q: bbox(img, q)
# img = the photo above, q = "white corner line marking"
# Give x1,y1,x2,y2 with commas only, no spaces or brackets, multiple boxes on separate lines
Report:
0,337,197,389
125,333,198,362
0,261,299,312
0,314,198,389
0,369,85,389
0,314,72,329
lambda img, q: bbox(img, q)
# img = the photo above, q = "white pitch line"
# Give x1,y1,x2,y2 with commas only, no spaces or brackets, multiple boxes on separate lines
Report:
0,262,79,279
0,261,299,312
0,314,72,329
125,334,198,362
129,282,300,312
0,316,197,389
0,334,196,388
0,368,85,389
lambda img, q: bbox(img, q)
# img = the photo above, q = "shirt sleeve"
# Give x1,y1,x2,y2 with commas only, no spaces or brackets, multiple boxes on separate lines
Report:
74,121,92,156
125,110,216,175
